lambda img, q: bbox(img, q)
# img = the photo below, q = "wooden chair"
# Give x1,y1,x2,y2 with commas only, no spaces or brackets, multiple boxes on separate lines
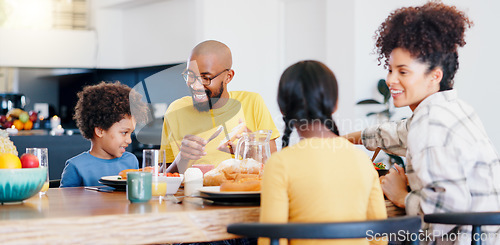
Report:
424,212,500,245
227,216,421,245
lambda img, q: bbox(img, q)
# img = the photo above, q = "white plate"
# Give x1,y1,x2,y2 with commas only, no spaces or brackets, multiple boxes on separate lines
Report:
100,175,126,182
198,186,260,206
198,186,260,195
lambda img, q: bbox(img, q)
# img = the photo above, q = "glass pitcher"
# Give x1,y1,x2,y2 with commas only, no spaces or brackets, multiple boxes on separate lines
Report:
234,130,272,164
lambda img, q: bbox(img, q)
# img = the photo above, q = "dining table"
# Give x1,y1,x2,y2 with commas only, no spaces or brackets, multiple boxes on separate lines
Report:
0,187,405,244
0,187,260,244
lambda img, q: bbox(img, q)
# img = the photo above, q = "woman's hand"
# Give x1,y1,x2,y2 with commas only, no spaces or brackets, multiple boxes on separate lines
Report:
380,164,408,208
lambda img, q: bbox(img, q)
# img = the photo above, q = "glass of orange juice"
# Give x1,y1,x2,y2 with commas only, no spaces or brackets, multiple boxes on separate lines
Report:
142,149,166,199
26,148,49,196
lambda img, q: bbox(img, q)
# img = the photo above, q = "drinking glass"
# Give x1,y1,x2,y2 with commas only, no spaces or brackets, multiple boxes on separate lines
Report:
26,148,49,196
142,149,167,198
126,172,152,203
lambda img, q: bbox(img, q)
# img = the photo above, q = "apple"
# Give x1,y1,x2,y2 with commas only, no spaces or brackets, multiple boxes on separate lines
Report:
3,120,13,129
19,112,29,123
29,111,38,122
0,115,7,124
20,153,39,168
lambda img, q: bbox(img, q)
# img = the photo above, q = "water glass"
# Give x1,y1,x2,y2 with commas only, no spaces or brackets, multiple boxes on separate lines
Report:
26,148,49,196
142,149,167,198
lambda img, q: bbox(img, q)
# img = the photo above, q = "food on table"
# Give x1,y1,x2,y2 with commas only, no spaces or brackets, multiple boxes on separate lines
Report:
217,122,246,148
1,109,38,130
118,168,180,179
13,120,24,130
29,111,38,122
18,112,29,123
20,153,40,168
118,169,140,179
220,175,261,192
6,108,25,120
166,172,180,177
23,120,33,130
373,162,386,170
0,129,18,155
203,158,262,187
0,153,22,169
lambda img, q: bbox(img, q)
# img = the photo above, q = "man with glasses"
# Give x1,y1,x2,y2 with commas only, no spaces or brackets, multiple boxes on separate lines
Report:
160,40,280,174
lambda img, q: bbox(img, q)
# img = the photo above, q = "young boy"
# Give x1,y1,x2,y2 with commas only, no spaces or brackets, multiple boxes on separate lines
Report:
60,81,148,187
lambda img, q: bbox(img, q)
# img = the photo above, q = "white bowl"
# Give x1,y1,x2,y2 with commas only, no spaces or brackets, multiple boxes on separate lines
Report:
159,174,183,195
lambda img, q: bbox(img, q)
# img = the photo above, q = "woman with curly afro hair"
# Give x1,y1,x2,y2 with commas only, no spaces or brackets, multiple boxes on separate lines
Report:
345,2,500,243
61,81,148,187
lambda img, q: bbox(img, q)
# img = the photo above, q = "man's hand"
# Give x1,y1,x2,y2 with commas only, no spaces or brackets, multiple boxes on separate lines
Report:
380,164,408,208
217,119,249,154
179,134,207,161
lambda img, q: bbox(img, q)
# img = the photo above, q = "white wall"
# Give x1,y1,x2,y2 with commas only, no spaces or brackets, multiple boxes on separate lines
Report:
119,0,500,150
120,0,198,68
2,0,500,150
0,29,97,68
199,0,283,125
352,0,500,150
325,0,357,133
90,0,125,68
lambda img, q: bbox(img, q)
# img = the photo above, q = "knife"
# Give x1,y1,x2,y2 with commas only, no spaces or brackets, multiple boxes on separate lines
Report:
84,187,114,193
165,126,225,173
207,125,224,143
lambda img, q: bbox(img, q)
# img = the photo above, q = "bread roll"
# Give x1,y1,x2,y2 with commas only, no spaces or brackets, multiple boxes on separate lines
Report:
203,158,263,186
220,179,261,192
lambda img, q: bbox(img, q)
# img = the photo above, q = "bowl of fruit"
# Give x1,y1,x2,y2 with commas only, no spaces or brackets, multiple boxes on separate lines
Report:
0,152,47,204
162,172,183,195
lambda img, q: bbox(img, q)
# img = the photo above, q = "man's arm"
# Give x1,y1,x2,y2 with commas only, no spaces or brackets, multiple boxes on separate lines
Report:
269,139,277,153
165,134,207,174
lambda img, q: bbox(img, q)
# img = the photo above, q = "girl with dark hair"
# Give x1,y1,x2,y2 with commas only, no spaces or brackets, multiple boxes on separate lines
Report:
345,2,500,243
259,60,387,245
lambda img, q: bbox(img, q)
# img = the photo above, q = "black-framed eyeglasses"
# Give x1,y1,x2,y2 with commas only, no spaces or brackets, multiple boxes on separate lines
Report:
182,69,230,86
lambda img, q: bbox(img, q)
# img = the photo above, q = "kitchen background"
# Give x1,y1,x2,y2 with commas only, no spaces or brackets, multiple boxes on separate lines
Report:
1,0,499,167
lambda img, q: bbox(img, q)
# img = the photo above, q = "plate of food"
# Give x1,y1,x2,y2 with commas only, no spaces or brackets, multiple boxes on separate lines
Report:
98,175,126,191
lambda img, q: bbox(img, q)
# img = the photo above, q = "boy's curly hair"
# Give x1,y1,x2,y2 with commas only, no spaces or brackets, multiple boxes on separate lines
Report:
73,81,149,140
375,2,473,91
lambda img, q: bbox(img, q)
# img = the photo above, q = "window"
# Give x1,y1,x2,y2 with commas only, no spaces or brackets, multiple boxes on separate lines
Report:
0,0,88,30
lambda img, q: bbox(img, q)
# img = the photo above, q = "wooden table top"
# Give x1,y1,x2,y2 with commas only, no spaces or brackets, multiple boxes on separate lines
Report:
0,187,260,244
0,188,405,244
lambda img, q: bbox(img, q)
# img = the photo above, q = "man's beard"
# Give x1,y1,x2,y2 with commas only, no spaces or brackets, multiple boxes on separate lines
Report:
192,84,224,112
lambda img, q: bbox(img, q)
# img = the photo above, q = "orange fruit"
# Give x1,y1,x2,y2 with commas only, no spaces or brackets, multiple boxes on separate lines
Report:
13,119,24,130
0,153,22,169
23,120,33,130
